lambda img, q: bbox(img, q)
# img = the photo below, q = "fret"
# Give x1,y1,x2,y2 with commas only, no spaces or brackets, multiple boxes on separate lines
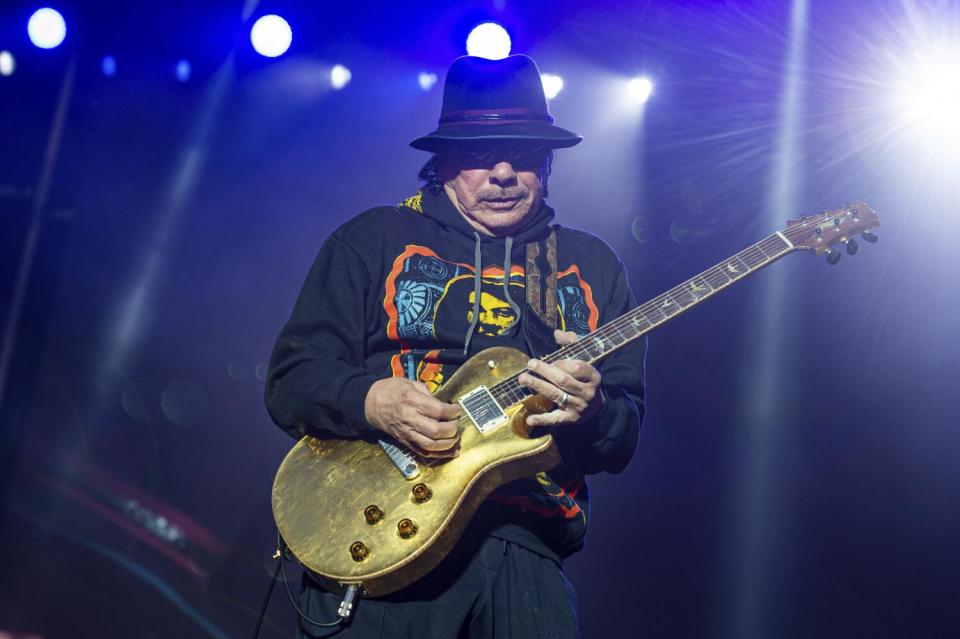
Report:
606,327,627,346
628,311,652,332
670,285,697,307
740,247,767,269
754,241,772,259
687,277,712,300
642,305,667,325
767,233,791,253
704,268,731,289
723,256,749,278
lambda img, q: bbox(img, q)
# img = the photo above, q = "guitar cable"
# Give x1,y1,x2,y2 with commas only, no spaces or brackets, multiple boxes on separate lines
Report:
250,532,360,639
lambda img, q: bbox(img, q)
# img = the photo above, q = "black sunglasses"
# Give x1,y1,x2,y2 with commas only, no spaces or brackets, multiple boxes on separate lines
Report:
450,143,551,170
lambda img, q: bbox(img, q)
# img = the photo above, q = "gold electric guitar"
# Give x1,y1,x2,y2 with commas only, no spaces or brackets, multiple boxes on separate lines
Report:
272,202,880,597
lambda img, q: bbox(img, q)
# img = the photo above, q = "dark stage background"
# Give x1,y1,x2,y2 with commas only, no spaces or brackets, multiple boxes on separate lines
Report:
2,1,959,637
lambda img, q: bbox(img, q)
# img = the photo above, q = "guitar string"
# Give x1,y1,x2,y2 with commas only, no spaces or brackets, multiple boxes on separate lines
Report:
490,211,869,404
484,223,821,406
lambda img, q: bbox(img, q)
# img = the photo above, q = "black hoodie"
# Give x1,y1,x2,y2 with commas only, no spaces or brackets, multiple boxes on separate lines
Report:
265,188,647,563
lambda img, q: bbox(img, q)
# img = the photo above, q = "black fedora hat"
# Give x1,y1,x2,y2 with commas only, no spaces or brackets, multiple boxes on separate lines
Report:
410,55,582,152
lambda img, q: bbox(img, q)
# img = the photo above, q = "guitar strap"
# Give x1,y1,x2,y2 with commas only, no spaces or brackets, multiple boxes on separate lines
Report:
525,226,558,329
523,227,559,359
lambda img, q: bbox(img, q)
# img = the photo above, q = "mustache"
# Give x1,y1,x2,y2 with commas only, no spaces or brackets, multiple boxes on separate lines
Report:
476,187,529,201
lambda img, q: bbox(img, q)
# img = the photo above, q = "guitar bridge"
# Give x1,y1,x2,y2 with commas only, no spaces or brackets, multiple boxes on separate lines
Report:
458,385,507,433
378,439,420,480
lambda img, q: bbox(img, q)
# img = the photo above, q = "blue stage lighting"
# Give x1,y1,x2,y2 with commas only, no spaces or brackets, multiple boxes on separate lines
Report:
418,71,438,92
330,64,351,90
541,73,564,100
466,23,511,60
627,77,654,104
0,51,14,76
101,55,116,77
27,7,67,49
250,15,292,58
176,59,191,82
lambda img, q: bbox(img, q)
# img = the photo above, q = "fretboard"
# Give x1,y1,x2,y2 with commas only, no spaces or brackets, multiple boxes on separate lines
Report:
490,231,797,407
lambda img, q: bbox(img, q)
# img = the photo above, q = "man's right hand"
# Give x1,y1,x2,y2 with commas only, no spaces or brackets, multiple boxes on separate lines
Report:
364,378,461,458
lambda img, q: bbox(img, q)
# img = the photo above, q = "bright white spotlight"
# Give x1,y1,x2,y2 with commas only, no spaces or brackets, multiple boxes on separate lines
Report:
330,64,351,90
175,59,191,82
627,77,653,104
27,8,67,49
466,23,511,60
101,55,116,77
898,48,960,144
0,51,14,76
250,14,292,58
541,73,564,100
418,71,438,92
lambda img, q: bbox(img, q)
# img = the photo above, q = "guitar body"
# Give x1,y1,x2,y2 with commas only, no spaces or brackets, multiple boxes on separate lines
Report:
272,346,560,597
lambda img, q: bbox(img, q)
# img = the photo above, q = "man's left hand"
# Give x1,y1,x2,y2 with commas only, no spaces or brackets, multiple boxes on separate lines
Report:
519,329,604,427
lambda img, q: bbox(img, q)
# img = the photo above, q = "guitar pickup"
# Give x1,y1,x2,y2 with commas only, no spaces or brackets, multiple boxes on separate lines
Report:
458,386,507,433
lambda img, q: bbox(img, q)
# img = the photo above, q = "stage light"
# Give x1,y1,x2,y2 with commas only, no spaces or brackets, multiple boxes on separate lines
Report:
175,59,191,82
101,55,116,77
898,48,960,145
250,14,292,58
541,73,564,100
627,77,653,104
466,23,511,60
27,8,67,49
418,71,438,91
330,64,351,90
0,51,14,76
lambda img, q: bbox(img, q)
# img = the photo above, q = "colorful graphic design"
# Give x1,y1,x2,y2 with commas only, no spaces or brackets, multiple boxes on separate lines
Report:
488,472,586,522
384,245,599,385
383,244,599,521
399,192,424,213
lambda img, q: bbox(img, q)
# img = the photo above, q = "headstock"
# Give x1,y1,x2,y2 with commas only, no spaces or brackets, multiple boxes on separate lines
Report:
784,202,880,264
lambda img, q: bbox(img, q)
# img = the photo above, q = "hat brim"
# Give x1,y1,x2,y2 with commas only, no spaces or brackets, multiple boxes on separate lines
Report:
410,121,582,152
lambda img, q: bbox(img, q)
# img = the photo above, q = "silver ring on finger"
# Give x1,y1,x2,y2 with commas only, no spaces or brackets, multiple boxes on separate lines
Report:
557,390,569,410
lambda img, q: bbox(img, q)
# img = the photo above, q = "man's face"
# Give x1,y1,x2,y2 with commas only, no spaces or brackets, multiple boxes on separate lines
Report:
440,142,549,237
467,290,518,336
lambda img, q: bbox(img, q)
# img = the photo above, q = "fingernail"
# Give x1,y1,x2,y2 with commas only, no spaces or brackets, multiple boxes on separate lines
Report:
527,359,538,370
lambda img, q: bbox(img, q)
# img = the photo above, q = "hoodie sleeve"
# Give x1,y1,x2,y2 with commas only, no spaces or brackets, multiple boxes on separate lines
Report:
264,234,380,440
559,263,647,475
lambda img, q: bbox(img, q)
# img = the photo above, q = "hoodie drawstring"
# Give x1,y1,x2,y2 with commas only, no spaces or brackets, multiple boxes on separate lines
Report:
463,232,483,356
463,233,523,356
501,235,522,335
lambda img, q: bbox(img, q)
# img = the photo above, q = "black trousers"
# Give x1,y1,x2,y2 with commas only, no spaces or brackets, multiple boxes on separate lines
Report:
297,535,579,638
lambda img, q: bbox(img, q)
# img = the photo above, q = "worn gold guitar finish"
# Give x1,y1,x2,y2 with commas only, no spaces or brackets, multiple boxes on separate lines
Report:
273,202,881,598
272,346,558,597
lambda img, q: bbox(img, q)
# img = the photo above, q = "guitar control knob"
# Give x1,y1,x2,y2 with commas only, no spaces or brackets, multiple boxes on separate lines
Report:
364,505,384,525
349,541,370,562
397,518,418,539
411,483,432,504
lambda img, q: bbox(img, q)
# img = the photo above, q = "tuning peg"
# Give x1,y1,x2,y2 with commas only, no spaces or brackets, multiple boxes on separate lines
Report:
826,248,842,265
861,231,878,243
845,238,858,255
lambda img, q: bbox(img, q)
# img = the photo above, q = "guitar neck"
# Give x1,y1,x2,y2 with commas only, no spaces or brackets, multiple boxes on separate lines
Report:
490,231,798,406
554,231,797,366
